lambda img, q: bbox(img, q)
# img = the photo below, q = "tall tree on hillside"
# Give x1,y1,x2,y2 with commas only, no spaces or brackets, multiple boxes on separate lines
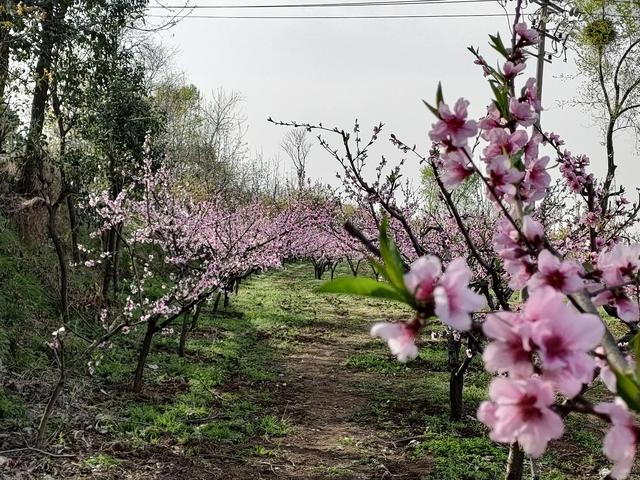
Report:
282,128,312,191
570,0,640,215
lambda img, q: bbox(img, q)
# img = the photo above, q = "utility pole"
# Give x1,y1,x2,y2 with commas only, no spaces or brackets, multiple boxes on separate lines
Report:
535,0,549,128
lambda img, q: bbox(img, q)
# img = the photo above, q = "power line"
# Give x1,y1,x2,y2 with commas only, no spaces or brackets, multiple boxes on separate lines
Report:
146,12,507,18
147,0,497,9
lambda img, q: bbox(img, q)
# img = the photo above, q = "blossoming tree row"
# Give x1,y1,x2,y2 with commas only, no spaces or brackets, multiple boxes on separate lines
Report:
279,4,640,478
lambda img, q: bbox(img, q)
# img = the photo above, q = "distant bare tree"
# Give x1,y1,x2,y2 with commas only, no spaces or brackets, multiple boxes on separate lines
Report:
281,128,311,191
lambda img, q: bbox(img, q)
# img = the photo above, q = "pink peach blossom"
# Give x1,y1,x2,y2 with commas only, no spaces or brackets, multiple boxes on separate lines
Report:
404,255,442,302
483,129,528,161
532,293,604,397
515,22,539,44
440,149,474,188
486,156,525,199
594,400,637,479
510,98,538,127
430,98,478,147
482,311,534,378
370,322,419,363
528,249,584,294
477,377,564,457
434,258,486,330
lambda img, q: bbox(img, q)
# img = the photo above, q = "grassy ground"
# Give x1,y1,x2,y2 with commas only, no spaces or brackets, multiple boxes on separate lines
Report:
0,257,631,479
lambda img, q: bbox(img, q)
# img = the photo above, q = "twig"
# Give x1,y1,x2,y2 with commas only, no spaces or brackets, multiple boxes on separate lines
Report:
0,447,76,458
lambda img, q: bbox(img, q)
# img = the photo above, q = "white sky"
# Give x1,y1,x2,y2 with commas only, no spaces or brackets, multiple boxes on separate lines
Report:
148,1,639,194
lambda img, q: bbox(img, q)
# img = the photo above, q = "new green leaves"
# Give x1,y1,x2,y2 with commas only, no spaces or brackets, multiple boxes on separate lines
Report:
317,218,415,307
614,333,640,412
317,276,406,303
423,82,444,118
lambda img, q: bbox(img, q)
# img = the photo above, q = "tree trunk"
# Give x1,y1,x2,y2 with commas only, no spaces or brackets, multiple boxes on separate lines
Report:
178,312,189,357
504,443,525,480
47,203,68,322
330,262,338,280
189,301,203,331
0,3,12,153
67,195,80,263
213,292,222,312
0,5,10,103
112,224,122,297
447,333,464,421
601,119,616,216
346,257,358,276
132,319,157,393
370,264,380,281
313,262,324,280
223,291,229,308
102,228,116,300
19,2,68,194
36,341,65,447
234,278,240,294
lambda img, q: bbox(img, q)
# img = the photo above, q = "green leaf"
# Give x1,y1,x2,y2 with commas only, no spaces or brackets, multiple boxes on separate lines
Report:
488,33,509,58
378,218,407,293
422,99,440,118
615,369,640,412
489,81,508,117
511,150,525,171
631,332,640,381
436,82,444,107
317,277,408,303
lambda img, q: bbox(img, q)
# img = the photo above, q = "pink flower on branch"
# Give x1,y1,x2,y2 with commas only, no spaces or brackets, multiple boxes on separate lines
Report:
509,98,538,127
595,401,638,480
370,322,419,363
477,377,564,457
434,258,486,331
482,128,528,161
440,149,475,188
515,22,539,44
598,244,640,287
482,311,534,378
486,156,525,201
404,255,441,302
429,98,478,148
521,155,550,203
404,256,485,331
528,249,584,294
531,290,604,397
503,61,526,79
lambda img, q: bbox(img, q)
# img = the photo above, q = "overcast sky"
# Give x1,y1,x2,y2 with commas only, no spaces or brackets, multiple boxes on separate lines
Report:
148,0,638,193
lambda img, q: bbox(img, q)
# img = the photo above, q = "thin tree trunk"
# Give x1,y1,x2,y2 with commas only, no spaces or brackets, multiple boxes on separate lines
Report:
601,119,616,215
47,203,68,322
189,301,203,331
112,225,122,297
223,292,230,308
213,292,222,312
330,262,338,280
36,341,65,447
132,319,157,393
19,2,68,194
447,333,464,421
102,228,116,300
505,443,525,480
178,312,190,357
0,3,12,153
67,195,80,263
370,264,380,281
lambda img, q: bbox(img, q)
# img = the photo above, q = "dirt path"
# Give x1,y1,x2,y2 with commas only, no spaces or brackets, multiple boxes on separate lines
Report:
246,303,432,480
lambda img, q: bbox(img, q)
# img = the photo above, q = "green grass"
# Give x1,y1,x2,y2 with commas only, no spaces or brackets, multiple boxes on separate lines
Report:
0,388,28,428
83,454,122,469
0,239,621,479
415,435,506,480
